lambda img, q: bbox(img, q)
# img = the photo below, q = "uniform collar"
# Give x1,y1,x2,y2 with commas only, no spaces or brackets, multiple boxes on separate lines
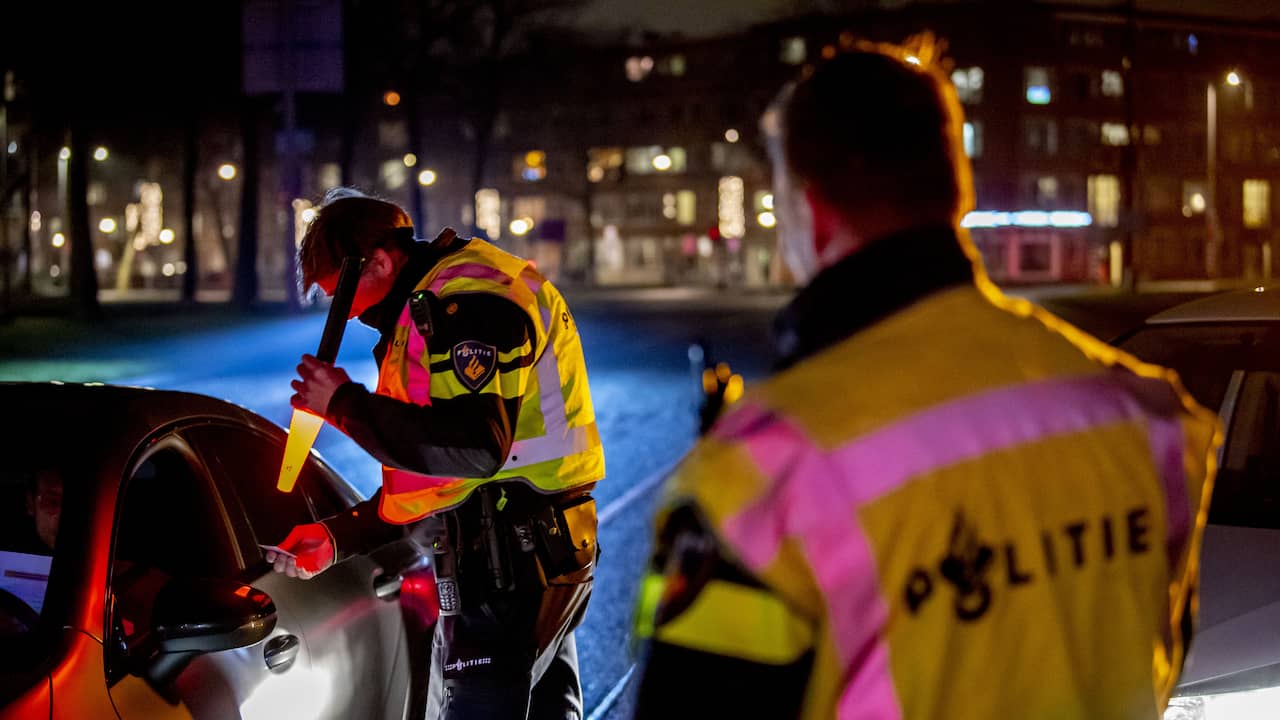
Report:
773,225,974,370
358,234,469,335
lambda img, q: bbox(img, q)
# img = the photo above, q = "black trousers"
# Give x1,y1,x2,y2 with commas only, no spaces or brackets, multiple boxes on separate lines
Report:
423,485,596,720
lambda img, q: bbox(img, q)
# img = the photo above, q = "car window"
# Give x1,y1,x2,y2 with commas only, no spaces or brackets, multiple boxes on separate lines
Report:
0,465,64,642
1119,324,1280,530
111,437,242,650
183,424,319,548
1213,372,1280,529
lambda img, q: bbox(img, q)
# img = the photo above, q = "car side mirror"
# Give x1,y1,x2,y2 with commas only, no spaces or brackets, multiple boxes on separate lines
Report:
144,577,277,687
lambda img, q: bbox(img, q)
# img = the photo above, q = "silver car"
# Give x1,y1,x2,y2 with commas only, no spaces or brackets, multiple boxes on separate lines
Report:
0,383,437,720
1117,289,1280,719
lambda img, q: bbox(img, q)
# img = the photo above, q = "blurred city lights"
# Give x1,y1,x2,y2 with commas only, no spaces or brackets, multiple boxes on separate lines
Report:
724,129,740,143
93,146,109,162
762,193,774,210
218,163,237,181
58,147,70,161
509,218,532,236
383,90,401,107
159,228,176,244
7,141,17,155
99,218,118,234
51,233,66,248
1227,70,1242,86
301,207,317,223
906,55,921,65
418,169,438,186
49,265,61,278
134,236,147,251
403,153,417,167
652,154,673,171
29,211,41,232
162,263,176,277
757,211,777,228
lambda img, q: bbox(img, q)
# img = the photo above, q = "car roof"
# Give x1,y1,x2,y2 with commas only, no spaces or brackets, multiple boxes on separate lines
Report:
0,382,274,450
1145,287,1280,325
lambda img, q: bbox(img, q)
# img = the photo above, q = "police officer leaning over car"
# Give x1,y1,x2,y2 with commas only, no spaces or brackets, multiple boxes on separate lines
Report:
267,187,605,720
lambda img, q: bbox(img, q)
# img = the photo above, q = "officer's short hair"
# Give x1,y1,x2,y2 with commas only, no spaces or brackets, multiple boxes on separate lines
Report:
781,36,970,226
299,188,415,288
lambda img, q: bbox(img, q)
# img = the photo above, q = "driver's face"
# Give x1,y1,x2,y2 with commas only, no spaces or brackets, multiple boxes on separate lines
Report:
29,472,62,551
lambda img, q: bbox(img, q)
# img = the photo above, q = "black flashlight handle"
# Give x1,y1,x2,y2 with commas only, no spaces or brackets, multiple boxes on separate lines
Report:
317,256,364,363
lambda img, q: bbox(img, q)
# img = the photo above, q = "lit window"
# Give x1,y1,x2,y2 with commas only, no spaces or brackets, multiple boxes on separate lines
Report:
951,67,984,104
677,190,696,225
1036,176,1059,206
1101,70,1124,98
1181,181,1207,218
625,146,685,175
718,177,745,239
587,147,624,183
963,121,983,158
476,189,501,240
780,37,806,65
1101,123,1130,146
1088,174,1120,227
380,159,407,190
626,56,655,82
1244,179,1271,228
514,150,546,182
1025,67,1052,105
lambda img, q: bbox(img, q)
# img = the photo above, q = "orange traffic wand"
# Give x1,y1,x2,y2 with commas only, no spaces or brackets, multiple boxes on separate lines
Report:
278,255,365,492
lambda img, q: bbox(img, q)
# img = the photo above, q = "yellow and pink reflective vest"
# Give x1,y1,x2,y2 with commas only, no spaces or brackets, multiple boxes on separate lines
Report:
374,238,605,523
641,262,1219,719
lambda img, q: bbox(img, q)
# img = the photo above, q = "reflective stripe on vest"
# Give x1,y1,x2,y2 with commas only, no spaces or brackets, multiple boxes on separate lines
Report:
377,239,604,523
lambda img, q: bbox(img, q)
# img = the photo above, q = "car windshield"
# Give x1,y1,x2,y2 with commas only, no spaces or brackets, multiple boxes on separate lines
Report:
0,464,65,654
1120,322,1280,529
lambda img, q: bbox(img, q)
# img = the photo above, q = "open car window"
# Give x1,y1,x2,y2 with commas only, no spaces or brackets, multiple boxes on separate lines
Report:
110,436,243,655
0,465,64,645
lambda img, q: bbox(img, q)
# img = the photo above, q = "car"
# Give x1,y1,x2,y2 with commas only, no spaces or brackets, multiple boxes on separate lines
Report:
1115,288,1280,719
0,382,438,720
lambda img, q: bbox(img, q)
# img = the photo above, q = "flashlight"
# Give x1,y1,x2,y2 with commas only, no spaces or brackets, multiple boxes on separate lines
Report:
277,256,365,492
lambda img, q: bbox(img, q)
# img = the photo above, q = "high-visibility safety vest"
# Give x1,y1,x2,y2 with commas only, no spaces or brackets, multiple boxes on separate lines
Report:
642,282,1220,720
374,238,604,523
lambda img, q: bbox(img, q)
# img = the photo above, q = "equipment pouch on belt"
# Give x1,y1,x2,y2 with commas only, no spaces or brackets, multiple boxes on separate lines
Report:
532,496,597,582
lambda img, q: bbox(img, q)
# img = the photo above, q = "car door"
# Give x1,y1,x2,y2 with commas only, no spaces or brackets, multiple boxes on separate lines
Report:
181,422,411,720
1178,370,1280,691
105,431,317,720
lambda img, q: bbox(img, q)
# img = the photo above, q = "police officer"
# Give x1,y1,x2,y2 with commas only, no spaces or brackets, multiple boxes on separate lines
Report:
268,188,604,720
633,38,1219,719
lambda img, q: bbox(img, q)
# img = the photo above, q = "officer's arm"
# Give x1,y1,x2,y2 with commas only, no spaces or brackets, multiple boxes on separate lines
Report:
317,490,404,562
634,505,815,718
325,293,532,478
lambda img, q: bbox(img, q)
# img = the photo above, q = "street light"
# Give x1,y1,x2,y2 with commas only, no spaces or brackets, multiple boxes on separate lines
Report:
652,153,673,171
1206,69,1244,277
418,169,437,187
403,153,417,168
93,146,109,162
218,163,237,181
99,218,118,234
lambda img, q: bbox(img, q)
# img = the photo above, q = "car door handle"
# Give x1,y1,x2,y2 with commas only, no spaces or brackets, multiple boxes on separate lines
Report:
264,634,300,673
373,572,402,600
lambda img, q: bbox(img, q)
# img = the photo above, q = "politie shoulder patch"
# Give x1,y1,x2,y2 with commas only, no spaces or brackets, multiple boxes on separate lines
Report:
452,341,498,391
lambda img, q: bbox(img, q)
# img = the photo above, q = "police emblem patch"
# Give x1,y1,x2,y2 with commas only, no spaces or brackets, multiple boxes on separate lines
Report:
452,341,498,391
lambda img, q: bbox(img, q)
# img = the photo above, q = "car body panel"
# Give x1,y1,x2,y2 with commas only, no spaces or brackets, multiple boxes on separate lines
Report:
0,383,430,719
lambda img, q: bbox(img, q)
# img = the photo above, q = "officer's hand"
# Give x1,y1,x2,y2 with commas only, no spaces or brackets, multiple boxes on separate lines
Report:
290,354,353,417
266,523,336,580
